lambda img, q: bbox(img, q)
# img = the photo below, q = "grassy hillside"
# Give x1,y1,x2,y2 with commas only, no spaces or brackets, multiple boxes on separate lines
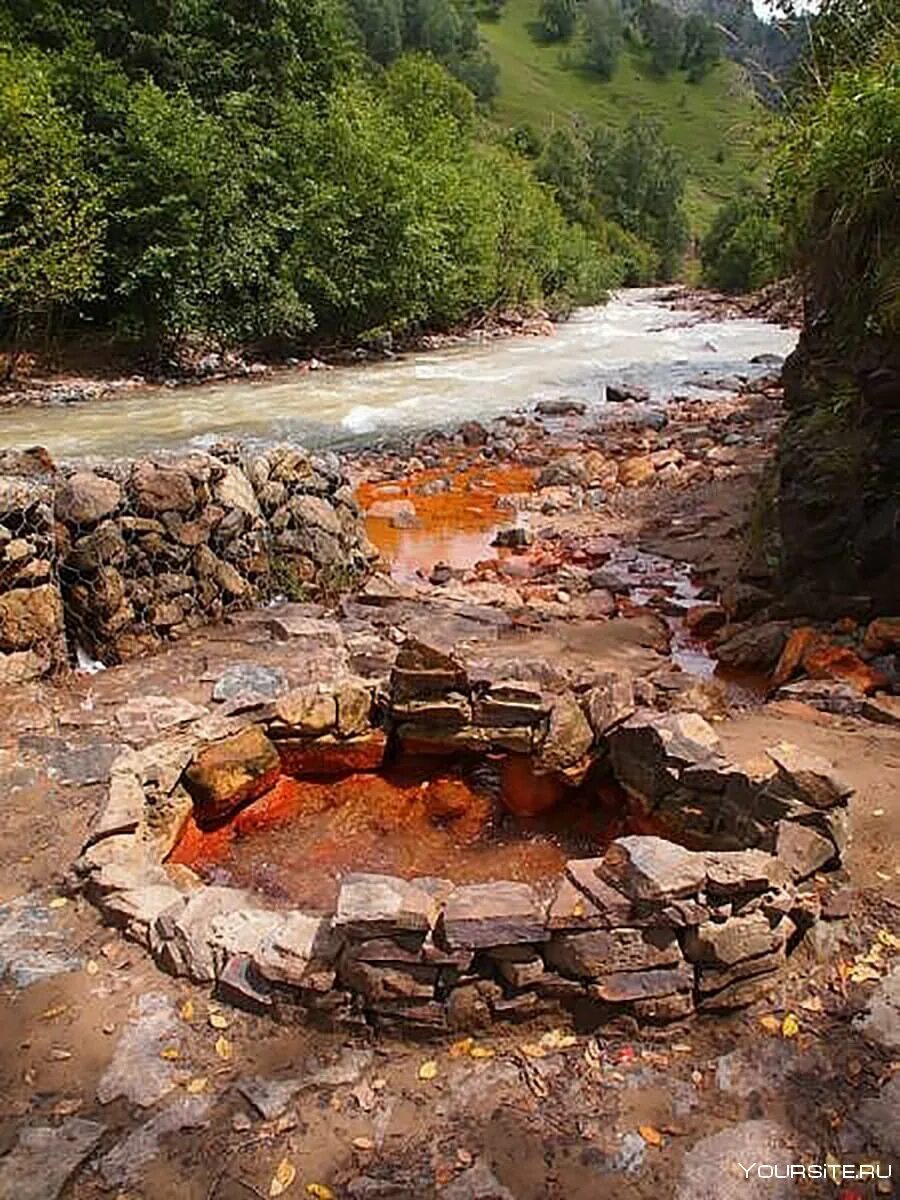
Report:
480,0,765,231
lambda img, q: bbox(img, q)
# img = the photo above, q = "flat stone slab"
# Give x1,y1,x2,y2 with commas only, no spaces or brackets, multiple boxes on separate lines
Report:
96,992,181,1107
683,912,783,967
766,741,852,809
0,1117,104,1200
336,874,436,936
212,663,289,703
99,1096,211,1189
439,882,546,949
675,1120,807,1200
856,964,900,1051
544,927,683,978
598,836,707,901
0,893,82,988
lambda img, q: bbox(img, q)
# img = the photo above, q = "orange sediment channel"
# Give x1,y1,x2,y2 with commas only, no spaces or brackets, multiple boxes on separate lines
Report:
356,461,537,581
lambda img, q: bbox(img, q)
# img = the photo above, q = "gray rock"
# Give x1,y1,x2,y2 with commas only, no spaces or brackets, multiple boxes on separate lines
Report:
775,820,835,880
534,691,593,772
96,992,181,1107
675,1120,805,1200
303,1048,375,1088
272,684,337,735
55,471,122,524
703,849,787,896
336,874,437,936
153,886,255,982
598,836,707,901
856,964,900,1050
766,741,852,809
441,1159,516,1200
590,964,693,1002
99,1095,211,1188
544,926,683,978
0,893,81,988
238,1075,302,1119
535,399,586,417
0,1117,105,1200
212,663,288,703
854,1073,900,1155
585,671,635,736
253,911,339,990
683,912,783,966
439,881,546,949
715,622,790,670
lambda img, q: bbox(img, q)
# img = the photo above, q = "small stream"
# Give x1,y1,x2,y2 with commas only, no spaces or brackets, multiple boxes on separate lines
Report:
0,289,796,460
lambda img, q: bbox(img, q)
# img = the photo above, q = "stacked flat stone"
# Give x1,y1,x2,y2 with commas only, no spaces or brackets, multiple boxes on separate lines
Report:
2,442,375,673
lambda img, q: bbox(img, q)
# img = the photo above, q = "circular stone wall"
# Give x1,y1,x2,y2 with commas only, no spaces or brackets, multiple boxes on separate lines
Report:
76,637,853,1035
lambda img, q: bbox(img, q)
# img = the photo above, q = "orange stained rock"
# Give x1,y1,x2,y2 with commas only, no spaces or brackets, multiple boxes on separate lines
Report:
772,626,822,688
803,643,889,695
276,732,387,776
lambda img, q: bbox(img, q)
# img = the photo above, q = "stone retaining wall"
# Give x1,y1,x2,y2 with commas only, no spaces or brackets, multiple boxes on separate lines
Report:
0,443,374,676
75,637,854,1035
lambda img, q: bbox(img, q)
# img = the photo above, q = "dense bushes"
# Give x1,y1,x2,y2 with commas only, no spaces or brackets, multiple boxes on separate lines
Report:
0,3,613,361
701,192,783,293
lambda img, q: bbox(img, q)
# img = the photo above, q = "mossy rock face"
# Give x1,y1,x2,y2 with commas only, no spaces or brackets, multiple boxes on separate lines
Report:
773,333,900,618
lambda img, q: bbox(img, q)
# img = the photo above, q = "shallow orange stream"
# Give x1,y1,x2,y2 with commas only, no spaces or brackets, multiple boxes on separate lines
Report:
356,461,537,581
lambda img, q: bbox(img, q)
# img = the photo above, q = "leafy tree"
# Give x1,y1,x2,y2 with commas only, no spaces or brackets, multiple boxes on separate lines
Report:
539,0,579,41
349,0,404,65
536,126,592,224
581,0,624,79
682,13,721,82
590,116,688,278
638,0,685,75
0,48,104,372
701,191,782,292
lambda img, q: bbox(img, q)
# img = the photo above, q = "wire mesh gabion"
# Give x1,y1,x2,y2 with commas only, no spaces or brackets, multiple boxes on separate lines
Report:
0,441,375,678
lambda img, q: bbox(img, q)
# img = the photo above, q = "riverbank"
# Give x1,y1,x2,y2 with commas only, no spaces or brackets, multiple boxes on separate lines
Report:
0,308,558,412
0,362,897,1199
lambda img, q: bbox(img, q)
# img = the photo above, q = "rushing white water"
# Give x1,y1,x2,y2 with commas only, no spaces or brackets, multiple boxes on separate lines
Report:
0,289,797,460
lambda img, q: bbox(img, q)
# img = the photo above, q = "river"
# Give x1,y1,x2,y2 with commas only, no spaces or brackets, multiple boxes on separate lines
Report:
0,290,797,460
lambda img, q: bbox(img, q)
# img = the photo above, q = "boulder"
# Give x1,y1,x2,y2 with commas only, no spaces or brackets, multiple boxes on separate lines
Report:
684,603,727,637
775,820,835,879
55,471,122,525
598,836,707,901
182,726,280,824
132,462,195,514
534,691,593,773
536,399,586,416
714,621,790,669
0,583,64,651
438,881,546,949
272,685,337,737
765,741,852,809
585,671,635,736
606,384,649,404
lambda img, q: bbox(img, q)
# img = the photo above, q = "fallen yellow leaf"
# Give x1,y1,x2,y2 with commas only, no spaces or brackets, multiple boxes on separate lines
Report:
449,1037,474,1058
306,1186,334,1200
85,959,99,976
160,1046,180,1060
800,995,823,1013
759,1015,781,1034
40,1004,68,1021
180,1000,195,1022
848,963,881,984
49,897,68,910
639,1125,663,1147
540,1028,576,1050
418,1060,438,1081
352,1137,374,1151
876,928,900,951
469,1046,495,1060
186,1077,208,1094
781,1012,800,1038
520,1043,547,1059
215,1036,233,1062
269,1157,296,1197
208,1012,229,1030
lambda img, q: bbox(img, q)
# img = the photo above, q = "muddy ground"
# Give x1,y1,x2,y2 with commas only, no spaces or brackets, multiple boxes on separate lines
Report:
1,370,898,1200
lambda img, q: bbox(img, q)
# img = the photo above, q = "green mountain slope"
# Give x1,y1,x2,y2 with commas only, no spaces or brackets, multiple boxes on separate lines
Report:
480,0,764,231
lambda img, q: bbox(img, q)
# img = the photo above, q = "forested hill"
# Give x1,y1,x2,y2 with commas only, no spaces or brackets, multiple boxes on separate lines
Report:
479,0,764,228
0,0,786,368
